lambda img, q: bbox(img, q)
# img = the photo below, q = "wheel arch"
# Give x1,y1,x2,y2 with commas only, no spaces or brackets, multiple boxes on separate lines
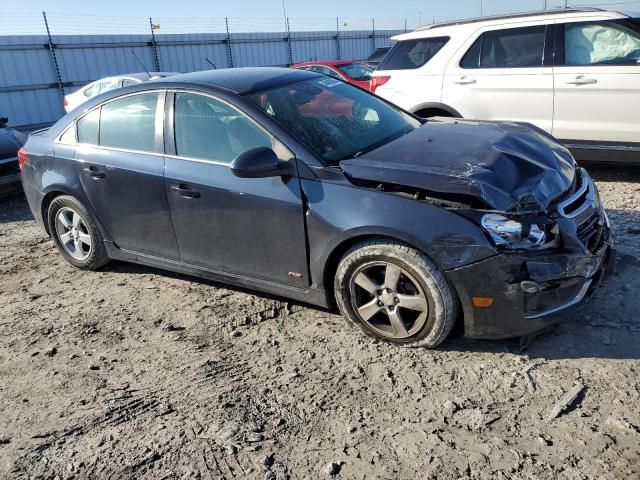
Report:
322,230,454,308
410,102,462,119
41,187,76,236
40,186,111,242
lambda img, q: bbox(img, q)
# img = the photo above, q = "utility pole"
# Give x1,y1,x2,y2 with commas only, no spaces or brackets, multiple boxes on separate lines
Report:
419,11,422,25
480,0,483,16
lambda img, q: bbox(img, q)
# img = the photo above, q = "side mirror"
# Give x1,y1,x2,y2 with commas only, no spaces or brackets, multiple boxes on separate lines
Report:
231,147,289,178
0,117,7,127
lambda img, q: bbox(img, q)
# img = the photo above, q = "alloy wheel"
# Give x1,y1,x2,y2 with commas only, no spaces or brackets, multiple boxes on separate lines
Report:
349,261,429,340
54,207,93,261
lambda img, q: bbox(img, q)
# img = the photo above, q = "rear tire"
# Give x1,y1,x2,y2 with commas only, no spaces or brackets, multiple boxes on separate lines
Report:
47,195,110,270
334,239,456,348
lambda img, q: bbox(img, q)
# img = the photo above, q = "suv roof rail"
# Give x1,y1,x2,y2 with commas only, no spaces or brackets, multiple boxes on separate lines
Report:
415,7,613,31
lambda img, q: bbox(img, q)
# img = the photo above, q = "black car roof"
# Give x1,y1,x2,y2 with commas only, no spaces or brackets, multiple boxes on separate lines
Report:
152,67,319,94
125,72,180,81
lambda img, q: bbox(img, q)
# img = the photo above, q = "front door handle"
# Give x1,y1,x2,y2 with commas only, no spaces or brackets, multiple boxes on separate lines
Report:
453,77,476,85
170,184,201,199
566,76,597,85
83,166,105,179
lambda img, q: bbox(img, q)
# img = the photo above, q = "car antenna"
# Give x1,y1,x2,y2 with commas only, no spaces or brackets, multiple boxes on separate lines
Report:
204,57,217,69
131,50,152,78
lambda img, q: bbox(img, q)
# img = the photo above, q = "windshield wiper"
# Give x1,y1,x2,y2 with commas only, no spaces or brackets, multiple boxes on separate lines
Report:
350,127,413,159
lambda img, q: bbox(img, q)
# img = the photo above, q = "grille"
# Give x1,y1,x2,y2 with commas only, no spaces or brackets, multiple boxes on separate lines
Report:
576,209,605,253
557,168,606,253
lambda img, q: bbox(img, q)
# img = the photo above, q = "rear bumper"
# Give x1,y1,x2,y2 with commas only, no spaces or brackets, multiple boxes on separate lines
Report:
446,233,615,340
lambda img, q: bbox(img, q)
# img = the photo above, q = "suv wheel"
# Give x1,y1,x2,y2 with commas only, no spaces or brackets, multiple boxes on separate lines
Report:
334,239,456,347
47,195,110,270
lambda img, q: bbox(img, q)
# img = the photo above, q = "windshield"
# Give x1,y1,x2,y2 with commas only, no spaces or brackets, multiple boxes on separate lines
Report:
337,63,373,81
245,77,420,163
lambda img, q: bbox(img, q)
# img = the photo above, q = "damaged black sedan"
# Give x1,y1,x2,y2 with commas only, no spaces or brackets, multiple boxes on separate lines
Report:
19,68,614,347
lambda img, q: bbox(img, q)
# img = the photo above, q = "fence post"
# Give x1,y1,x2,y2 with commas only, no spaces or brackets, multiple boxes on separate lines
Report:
42,11,65,99
335,17,341,60
149,17,161,71
286,17,293,66
225,17,235,68
371,18,376,52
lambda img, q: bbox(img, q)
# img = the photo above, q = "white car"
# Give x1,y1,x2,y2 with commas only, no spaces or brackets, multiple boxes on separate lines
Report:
371,8,640,163
63,72,179,113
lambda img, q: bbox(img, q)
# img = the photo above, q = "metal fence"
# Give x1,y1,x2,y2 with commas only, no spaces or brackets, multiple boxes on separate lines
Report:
0,14,410,127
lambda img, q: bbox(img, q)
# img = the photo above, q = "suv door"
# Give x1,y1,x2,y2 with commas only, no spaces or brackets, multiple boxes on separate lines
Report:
74,91,180,259
552,18,640,146
163,91,309,287
442,24,554,131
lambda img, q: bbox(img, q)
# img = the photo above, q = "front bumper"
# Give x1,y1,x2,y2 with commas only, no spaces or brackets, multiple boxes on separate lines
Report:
446,233,615,339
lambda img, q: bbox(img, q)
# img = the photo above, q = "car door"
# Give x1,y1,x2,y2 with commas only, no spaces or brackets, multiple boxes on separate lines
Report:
75,91,180,260
552,18,640,144
442,24,554,132
163,91,309,287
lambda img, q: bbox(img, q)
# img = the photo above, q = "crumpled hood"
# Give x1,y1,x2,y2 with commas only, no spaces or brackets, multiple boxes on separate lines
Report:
339,118,576,212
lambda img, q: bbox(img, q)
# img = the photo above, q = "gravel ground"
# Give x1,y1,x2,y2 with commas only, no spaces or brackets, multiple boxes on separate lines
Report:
1,165,639,479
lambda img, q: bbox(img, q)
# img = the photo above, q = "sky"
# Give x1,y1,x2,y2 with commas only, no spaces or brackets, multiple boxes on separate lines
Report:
2,0,639,34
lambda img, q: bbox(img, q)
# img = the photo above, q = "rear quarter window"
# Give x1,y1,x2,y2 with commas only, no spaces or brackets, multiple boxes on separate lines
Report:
377,37,449,70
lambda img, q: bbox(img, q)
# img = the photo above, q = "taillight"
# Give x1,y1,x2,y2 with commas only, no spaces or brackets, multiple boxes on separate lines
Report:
370,75,391,93
17,148,28,169
64,97,68,107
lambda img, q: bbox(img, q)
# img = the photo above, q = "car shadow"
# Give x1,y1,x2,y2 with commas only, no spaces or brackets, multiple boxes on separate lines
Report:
584,162,640,183
102,260,334,313
0,192,33,224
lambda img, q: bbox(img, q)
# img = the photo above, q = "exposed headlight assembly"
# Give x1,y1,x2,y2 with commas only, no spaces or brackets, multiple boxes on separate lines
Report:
481,214,547,249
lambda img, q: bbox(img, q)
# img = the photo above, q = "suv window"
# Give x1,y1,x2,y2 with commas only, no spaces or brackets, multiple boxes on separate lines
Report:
174,92,273,163
461,25,546,69
562,20,640,66
100,93,158,152
377,37,449,70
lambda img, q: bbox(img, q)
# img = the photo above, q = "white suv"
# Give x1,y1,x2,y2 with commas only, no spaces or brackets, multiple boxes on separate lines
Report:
371,8,640,162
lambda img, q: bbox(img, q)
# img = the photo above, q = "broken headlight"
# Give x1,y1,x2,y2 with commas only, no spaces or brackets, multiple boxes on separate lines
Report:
481,214,547,249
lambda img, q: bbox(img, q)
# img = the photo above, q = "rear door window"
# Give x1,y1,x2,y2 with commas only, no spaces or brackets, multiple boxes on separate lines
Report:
562,20,640,66
377,37,449,70
99,93,158,152
461,25,546,68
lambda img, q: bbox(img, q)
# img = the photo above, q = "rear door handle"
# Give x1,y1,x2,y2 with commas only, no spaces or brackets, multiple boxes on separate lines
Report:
83,166,105,179
566,77,597,85
453,77,476,85
170,184,201,199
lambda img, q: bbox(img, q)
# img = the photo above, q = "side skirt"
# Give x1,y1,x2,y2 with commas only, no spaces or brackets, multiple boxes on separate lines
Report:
564,141,640,164
104,242,330,309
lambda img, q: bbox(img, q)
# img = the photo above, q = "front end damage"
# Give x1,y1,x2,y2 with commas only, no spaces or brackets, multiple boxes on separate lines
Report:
338,119,615,339
446,168,615,339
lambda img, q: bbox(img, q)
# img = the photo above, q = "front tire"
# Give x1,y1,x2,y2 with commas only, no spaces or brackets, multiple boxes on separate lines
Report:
334,239,456,347
47,195,110,270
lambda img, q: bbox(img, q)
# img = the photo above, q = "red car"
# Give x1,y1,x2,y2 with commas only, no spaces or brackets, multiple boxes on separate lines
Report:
290,60,373,90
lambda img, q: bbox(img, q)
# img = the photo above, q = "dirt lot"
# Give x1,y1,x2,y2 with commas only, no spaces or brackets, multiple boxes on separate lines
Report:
1,166,639,480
